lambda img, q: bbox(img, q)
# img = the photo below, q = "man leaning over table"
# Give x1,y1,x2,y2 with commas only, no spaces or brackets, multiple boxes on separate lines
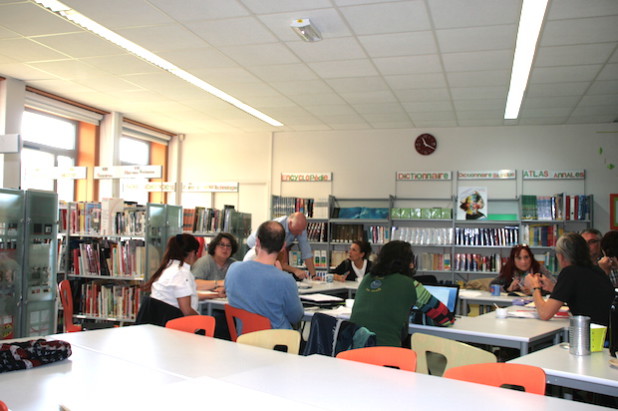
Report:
529,232,614,326
226,220,304,332
244,212,316,280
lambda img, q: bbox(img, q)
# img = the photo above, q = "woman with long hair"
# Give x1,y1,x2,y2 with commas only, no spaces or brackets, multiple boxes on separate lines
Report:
143,233,201,316
331,240,372,282
491,244,554,295
350,240,455,346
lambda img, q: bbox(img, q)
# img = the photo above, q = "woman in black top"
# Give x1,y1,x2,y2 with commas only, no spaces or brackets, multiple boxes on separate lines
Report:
331,240,372,282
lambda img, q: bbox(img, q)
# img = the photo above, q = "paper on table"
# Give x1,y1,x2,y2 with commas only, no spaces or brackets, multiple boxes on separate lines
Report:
198,290,218,296
300,293,344,302
459,290,483,297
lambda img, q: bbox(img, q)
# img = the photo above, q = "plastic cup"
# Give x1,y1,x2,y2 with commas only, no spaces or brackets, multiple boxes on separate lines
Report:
495,308,508,319
490,284,501,296
345,299,354,308
590,324,607,352
325,274,334,283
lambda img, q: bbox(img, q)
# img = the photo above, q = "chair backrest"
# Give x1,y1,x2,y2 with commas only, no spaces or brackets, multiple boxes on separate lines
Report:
411,333,496,376
237,329,301,354
165,315,216,337
58,280,82,333
0,400,8,411
443,363,546,395
336,346,417,372
224,304,271,342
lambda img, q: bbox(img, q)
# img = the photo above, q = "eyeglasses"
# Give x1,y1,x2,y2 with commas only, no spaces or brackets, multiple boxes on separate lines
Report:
587,239,600,245
217,243,232,249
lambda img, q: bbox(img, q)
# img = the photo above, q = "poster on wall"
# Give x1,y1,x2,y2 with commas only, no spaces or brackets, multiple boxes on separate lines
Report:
611,194,618,230
457,187,488,220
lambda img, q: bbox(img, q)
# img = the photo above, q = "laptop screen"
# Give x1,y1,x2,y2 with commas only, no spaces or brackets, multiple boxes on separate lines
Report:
419,284,459,314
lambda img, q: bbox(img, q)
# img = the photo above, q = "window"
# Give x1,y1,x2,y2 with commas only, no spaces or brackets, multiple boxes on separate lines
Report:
20,110,76,201
119,137,150,204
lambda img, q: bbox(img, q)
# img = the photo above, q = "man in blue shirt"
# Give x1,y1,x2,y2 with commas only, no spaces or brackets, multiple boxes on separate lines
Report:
226,220,304,331
244,212,316,280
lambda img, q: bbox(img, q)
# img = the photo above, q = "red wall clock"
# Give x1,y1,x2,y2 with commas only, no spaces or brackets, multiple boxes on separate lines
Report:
415,133,437,155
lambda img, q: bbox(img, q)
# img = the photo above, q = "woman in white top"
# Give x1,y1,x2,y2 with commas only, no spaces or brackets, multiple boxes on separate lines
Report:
331,240,373,282
144,233,200,316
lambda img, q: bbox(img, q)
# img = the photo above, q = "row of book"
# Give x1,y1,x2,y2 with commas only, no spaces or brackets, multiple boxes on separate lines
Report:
521,224,565,247
521,194,592,221
61,200,147,237
67,238,146,278
416,253,452,271
307,222,328,242
182,206,235,233
272,196,329,218
453,253,502,273
78,282,141,321
391,227,453,246
454,226,519,247
391,207,452,220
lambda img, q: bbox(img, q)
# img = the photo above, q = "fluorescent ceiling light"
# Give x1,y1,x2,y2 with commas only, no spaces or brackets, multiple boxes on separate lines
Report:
32,0,284,127
504,0,549,120
291,19,321,42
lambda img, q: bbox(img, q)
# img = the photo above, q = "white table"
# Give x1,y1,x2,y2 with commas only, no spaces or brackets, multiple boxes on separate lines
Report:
0,343,184,410
54,323,304,378
0,325,606,410
408,310,568,356
509,345,618,396
458,289,519,315
222,352,606,411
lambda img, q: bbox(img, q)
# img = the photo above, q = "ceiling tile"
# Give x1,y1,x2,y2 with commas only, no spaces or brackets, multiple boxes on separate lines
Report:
32,32,124,58
240,0,332,14
358,31,437,58
340,90,398,104
83,54,160,76
248,63,319,82
0,38,68,62
219,43,300,66
116,25,208,53
536,43,616,67
442,50,512,72
286,37,366,62
427,0,521,29
530,65,602,84
547,0,618,20
374,55,442,76
257,8,352,42
185,17,278,47
62,0,173,28
0,2,78,36
325,76,388,93
447,70,509,87
436,26,516,53
340,2,431,35
541,16,618,46
385,74,447,90
147,0,249,21
308,59,378,78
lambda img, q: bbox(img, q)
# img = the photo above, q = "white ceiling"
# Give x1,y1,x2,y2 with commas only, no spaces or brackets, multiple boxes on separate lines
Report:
0,0,617,135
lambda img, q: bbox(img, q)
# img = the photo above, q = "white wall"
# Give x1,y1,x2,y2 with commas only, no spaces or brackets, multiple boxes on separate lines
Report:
271,124,618,232
178,131,272,231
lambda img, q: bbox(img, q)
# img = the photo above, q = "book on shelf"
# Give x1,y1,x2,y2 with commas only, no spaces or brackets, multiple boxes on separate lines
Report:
453,253,501,273
79,282,141,320
391,227,453,246
521,194,564,221
565,194,591,220
417,253,452,271
391,207,451,220
182,208,197,232
272,196,328,218
454,226,518,247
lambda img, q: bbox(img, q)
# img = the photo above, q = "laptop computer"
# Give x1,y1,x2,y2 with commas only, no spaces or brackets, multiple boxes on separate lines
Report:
421,283,460,314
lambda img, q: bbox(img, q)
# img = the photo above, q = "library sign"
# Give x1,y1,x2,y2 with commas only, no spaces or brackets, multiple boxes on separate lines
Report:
182,182,239,192
281,172,332,182
29,166,87,180
458,170,516,180
122,182,176,192
396,171,452,181
523,169,585,180
94,165,162,179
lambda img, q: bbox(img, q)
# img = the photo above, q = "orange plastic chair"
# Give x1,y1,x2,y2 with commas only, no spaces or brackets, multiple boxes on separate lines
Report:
336,346,417,372
0,400,8,411
165,315,216,337
443,363,546,395
224,304,271,342
58,280,82,333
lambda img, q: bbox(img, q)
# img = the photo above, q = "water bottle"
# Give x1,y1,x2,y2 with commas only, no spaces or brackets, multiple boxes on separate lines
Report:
610,289,618,358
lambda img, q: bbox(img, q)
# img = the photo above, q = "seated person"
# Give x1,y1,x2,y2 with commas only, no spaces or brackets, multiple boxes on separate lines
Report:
191,232,238,296
490,244,555,295
143,234,202,317
581,228,603,264
350,240,455,347
331,240,372,282
529,233,614,326
599,230,618,287
226,221,304,331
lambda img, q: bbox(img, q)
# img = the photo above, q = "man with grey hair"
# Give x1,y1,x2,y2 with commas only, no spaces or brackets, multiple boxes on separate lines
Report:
580,228,603,264
529,232,614,326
